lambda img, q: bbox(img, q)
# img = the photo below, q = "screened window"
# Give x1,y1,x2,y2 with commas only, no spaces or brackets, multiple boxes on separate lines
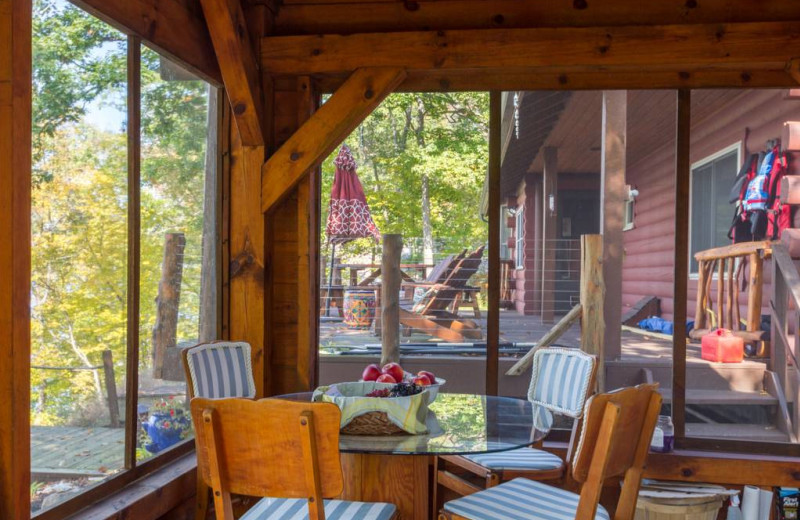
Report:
690,146,739,273
500,204,511,260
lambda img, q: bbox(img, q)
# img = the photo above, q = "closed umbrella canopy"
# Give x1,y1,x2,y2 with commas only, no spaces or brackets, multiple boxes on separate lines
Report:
325,144,380,244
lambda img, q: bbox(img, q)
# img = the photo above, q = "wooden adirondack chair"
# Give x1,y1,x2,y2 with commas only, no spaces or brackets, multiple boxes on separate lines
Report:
399,246,484,342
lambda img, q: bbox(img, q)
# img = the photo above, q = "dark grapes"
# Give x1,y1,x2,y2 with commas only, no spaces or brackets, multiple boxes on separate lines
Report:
389,382,422,397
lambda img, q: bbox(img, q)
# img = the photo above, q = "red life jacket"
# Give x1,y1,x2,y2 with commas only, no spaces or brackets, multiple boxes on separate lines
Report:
730,145,790,242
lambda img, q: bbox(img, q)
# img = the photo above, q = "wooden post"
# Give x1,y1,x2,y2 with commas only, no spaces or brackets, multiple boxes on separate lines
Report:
381,234,402,366
747,252,764,332
487,90,501,395
600,90,626,363
541,146,558,324
199,85,221,343
580,235,605,390
102,350,121,428
152,232,186,379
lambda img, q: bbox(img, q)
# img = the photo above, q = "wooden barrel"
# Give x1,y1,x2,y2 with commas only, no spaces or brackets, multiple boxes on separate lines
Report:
635,497,723,520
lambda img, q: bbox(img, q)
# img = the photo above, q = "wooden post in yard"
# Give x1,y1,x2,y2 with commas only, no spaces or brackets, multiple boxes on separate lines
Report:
381,234,402,366
152,232,186,379
102,350,121,428
580,234,605,390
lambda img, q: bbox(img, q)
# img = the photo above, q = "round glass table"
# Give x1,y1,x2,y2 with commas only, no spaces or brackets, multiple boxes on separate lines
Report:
273,392,554,520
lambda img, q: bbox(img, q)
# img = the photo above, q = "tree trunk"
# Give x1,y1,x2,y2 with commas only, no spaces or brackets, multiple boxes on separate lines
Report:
421,173,434,268
198,85,219,343
152,233,186,379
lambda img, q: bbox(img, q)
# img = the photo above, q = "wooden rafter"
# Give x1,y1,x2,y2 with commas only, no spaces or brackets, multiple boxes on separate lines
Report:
273,0,800,36
260,67,406,213
72,0,221,85
261,22,800,76
200,0,265,147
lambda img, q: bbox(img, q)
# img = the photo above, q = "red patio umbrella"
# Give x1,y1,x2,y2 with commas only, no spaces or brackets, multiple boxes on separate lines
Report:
324,144,381,315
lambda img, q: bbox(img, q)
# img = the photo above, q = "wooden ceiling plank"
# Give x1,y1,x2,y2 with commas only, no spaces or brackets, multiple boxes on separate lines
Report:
261,22,800,76
200,0,265,146
274,0,800,35
71,0,221,85
261,67,406,213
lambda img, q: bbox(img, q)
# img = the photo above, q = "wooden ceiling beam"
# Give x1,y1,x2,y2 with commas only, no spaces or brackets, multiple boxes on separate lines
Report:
200,0,265,147
261,22,800,76
261,67,406,213
71,0,221,85
310,68,798,93
273,0,800,36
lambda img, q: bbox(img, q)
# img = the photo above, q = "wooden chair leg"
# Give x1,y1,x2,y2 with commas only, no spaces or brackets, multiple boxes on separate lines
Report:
196,478,209,520
470,293,481,319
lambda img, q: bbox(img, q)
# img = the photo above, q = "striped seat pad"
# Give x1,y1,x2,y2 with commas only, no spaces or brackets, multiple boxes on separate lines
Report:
443,478,610,520
241,498,396,520
187,342,255,398
464,448,564,471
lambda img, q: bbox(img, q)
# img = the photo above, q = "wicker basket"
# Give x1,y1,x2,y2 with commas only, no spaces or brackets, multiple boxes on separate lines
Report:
340,411,406,436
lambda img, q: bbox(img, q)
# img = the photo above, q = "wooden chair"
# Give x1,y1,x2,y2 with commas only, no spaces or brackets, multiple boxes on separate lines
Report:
190,398,398,520
181,341,257,520
435,348,597,498
439,383,662,520
399,246,485,342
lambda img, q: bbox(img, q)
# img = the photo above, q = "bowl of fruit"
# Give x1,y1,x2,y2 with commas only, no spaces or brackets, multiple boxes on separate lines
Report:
361,362,446,403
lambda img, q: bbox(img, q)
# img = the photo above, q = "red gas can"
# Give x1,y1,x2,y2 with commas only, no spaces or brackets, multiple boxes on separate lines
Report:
701,328,744,363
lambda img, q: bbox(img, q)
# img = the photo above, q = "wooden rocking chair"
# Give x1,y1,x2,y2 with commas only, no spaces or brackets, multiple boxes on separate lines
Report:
399,246,484,342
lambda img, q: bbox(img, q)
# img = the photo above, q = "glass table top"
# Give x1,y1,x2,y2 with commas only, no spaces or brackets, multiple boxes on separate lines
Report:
273,392,554,456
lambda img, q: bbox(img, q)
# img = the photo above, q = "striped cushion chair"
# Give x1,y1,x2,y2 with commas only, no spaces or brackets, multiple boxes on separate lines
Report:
439,384,662,520
182,341,256,399
435,348,596,498
181,341,257,520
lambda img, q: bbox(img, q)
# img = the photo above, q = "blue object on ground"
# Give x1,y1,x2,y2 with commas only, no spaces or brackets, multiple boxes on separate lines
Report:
637,316,695,336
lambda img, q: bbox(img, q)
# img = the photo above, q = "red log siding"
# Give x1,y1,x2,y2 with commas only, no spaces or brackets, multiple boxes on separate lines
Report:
624,89,800,321
512,173,542,315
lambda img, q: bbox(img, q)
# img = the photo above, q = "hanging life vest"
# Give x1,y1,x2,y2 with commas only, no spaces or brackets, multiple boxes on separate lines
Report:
729,144,790,243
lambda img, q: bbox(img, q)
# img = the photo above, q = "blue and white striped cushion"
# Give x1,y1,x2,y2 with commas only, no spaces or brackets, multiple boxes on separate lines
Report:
241,497,396,520
464,448,564,471
528,348,594,417
443,477,610,520
186,342,256,399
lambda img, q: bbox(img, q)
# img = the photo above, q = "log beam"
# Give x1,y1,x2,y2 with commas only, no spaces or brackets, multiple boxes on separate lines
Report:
273,0,800,36
200,0,265,146
261,22,800,76
260,67,406,213
72,0,221,85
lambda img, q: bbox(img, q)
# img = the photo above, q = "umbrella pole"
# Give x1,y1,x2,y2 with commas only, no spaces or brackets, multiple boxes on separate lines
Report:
325,243,337,317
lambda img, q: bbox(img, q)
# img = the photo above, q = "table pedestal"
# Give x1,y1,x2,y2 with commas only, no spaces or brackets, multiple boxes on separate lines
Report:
339,453,431,520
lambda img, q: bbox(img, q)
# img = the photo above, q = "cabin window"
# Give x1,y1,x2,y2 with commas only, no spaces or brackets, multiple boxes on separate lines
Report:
515,207,525,269
689,144,740,273
499,204,511,260
30,1,219,514
623,189,635,231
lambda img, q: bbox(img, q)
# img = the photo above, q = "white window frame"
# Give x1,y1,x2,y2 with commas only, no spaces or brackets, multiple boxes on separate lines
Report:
500,204,511,260
688,141,742,278
623,186,635,231
515,206,525,269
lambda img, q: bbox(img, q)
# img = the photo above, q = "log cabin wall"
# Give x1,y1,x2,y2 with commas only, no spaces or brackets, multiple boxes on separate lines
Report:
623,89,800,321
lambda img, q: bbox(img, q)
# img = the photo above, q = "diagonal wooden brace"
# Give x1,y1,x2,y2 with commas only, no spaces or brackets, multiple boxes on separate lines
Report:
260,67,406,213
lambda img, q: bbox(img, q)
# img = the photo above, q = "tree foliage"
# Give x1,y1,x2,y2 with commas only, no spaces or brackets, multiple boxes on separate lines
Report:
321,92,489,263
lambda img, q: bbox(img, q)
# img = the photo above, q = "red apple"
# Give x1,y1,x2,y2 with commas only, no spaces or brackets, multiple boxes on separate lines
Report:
381,362,404,382
376,373,397,384
361,364,382,382
418,370,436,384
413,375,432,386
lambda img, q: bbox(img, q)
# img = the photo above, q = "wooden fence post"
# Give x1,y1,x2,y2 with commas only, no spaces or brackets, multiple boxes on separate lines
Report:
152,232,186,379
580,234,605,390
102,350,121,428
381,234,402,366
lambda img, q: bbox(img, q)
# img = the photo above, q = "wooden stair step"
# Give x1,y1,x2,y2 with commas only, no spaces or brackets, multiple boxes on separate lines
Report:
686,423,789,442
658,388,777,406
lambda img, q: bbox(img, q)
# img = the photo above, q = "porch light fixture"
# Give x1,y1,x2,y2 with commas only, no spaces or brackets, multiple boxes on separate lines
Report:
548,193,555,214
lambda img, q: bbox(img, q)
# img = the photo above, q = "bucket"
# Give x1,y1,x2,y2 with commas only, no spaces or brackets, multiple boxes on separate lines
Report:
635,496,723,520
343,290,377,328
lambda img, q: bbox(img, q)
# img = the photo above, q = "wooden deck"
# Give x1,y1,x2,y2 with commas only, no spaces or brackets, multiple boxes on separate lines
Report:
31,426,124,481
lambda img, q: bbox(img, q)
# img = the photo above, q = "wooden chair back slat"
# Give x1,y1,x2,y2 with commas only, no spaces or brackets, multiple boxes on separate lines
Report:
191,398,344,503
572,384,661,483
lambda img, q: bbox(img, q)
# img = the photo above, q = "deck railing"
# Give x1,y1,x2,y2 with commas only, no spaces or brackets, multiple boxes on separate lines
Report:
769,242,800,442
